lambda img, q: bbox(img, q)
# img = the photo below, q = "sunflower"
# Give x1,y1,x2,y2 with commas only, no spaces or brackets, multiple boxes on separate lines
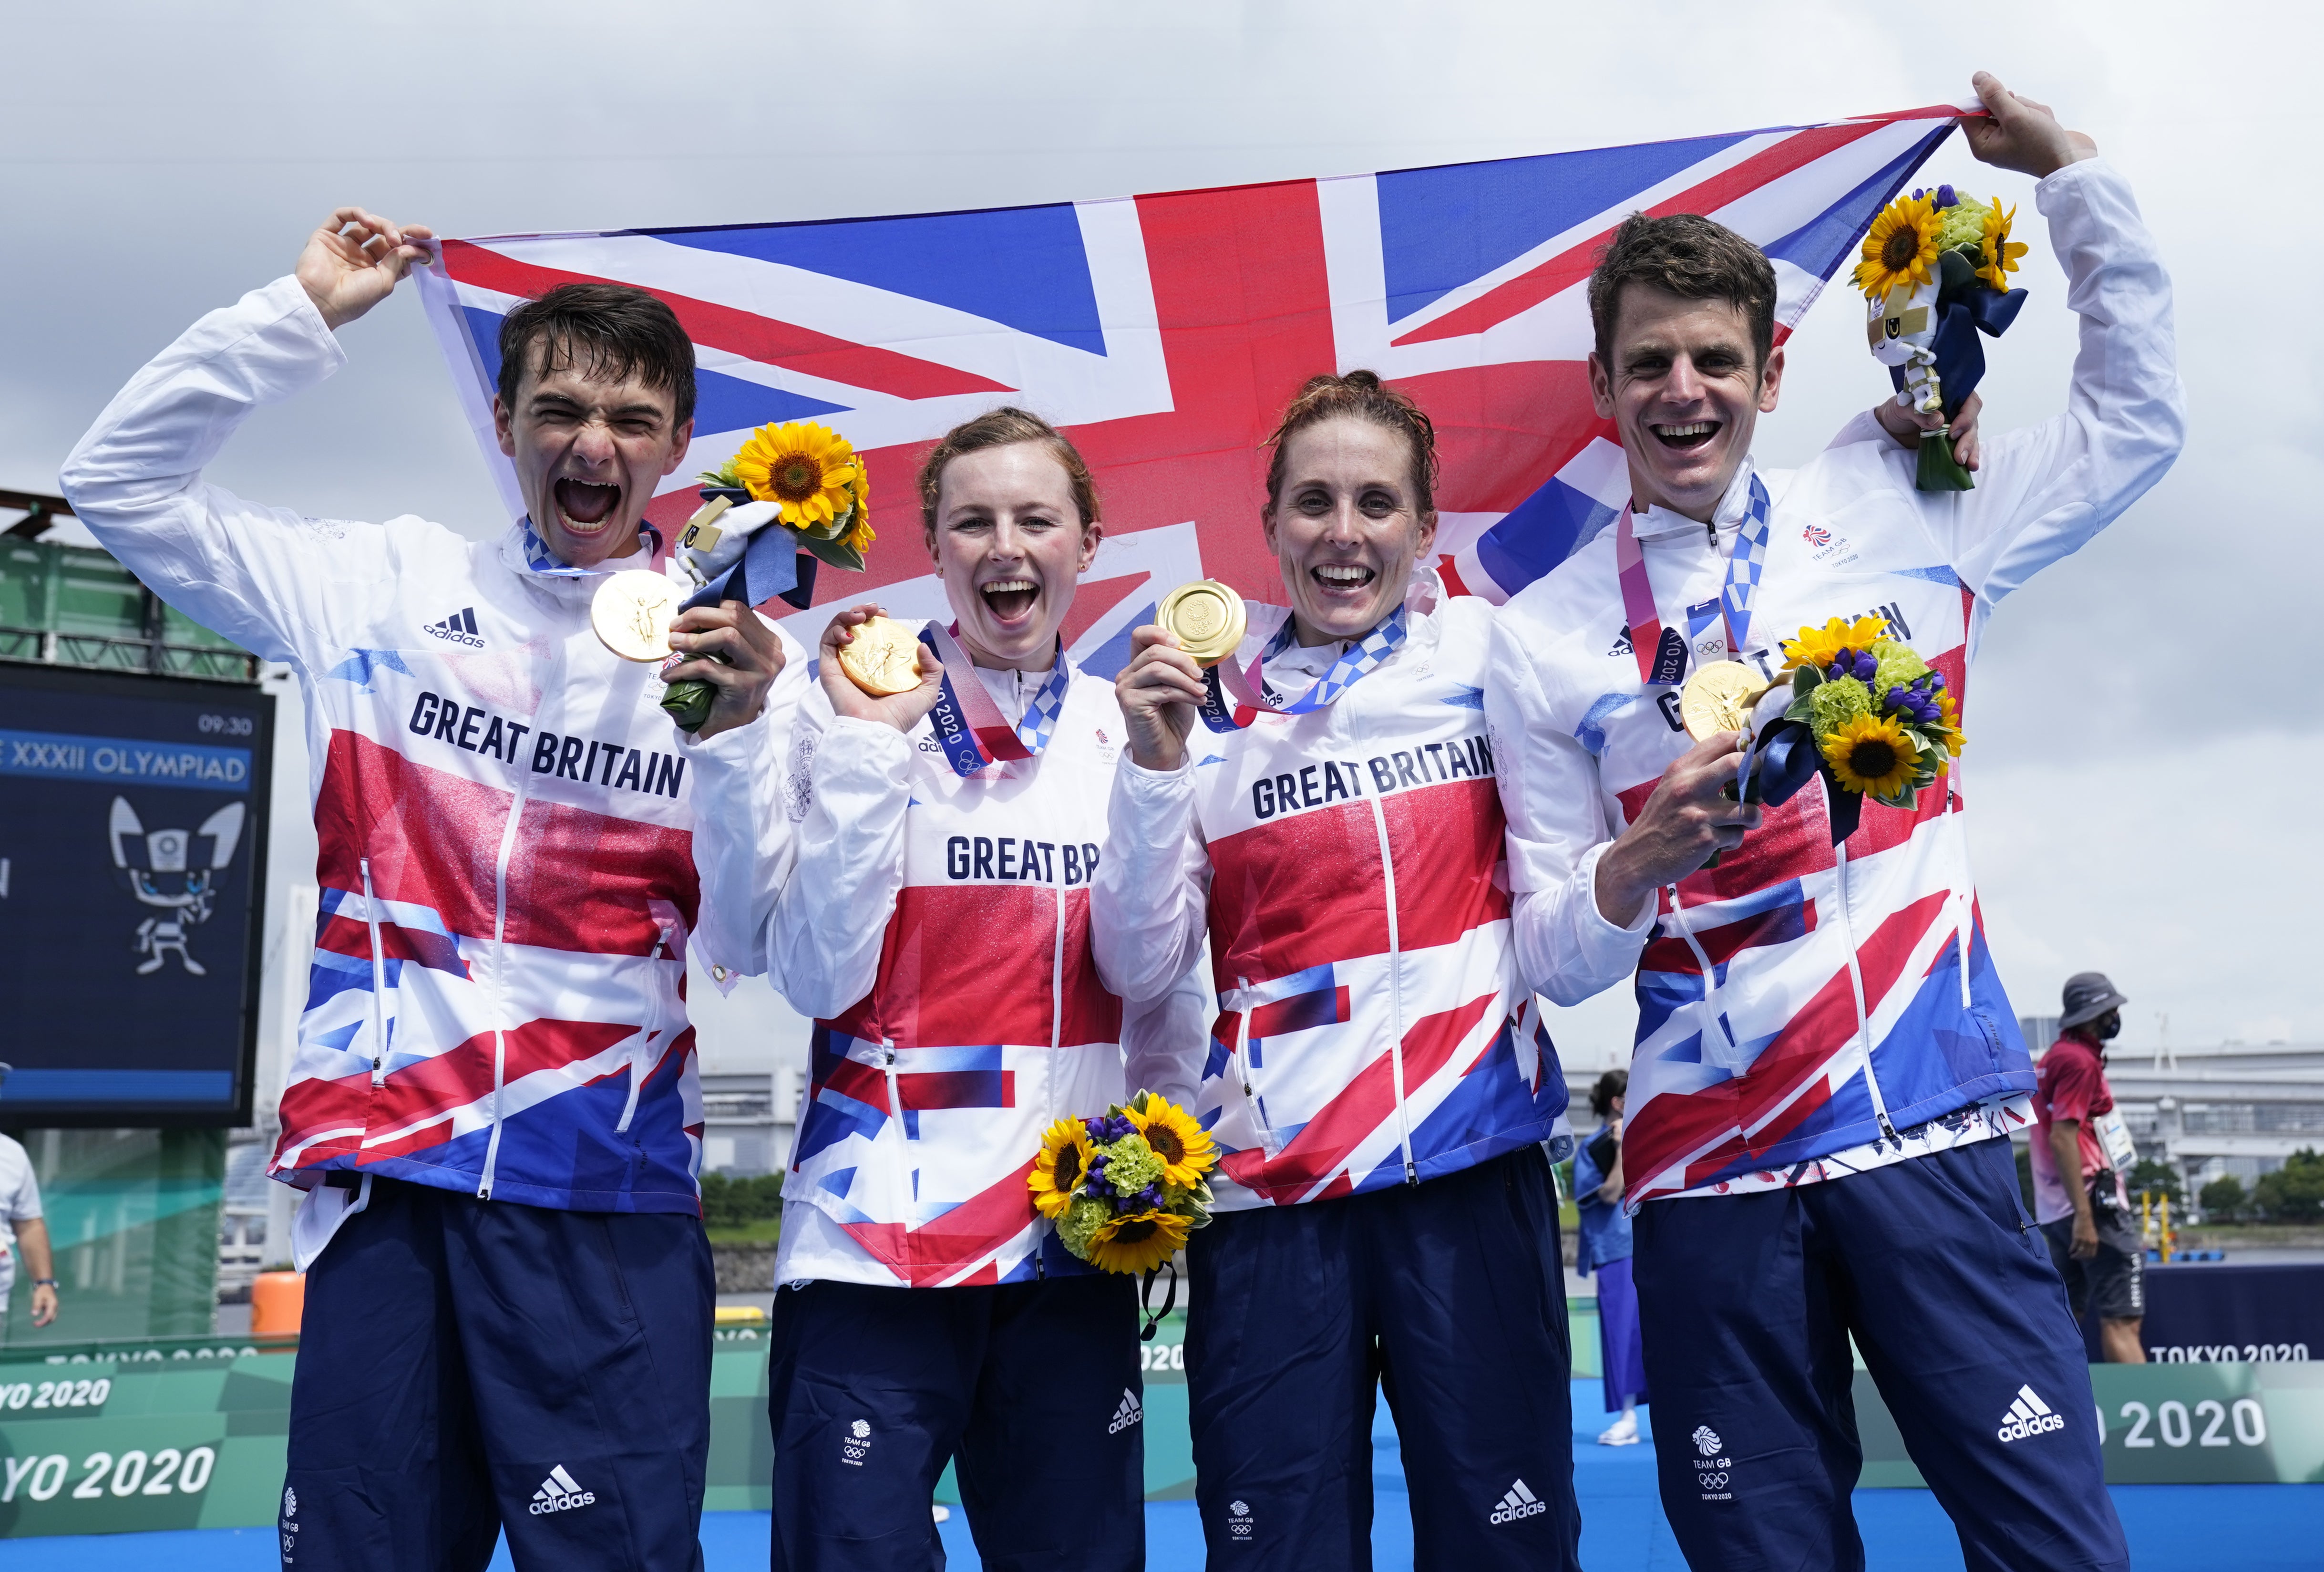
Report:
842,467,875,554
1125,1097,1217,1189
731,421,861,530
1086,1209,1192,1275
1853,192,1943,300
1822,714,1918,802
1781,614,1890,672
1977,197,2029,294
1931,693,1966,757
1028,1117,1095,1220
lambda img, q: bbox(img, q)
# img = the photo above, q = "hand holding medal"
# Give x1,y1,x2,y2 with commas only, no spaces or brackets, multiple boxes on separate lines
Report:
818,605,944,733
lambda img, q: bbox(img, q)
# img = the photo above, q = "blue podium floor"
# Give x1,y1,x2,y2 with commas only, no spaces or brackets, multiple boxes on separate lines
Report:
11,1383,2318,1570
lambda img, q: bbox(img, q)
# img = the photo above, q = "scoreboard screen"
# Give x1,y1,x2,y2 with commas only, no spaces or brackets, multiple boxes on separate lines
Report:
0,664,273,1126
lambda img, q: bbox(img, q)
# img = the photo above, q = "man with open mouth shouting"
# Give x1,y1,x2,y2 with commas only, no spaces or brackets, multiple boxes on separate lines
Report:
61,208,808,1572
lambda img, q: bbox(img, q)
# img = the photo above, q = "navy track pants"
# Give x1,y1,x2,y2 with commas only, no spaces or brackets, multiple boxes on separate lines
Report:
766,1273,1143,1572
279,1177,714,1572
1633,1137,2129,1572
1184,1144,1579,1572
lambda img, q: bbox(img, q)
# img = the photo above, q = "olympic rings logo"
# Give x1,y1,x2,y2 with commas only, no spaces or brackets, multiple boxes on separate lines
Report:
1697,1471,1729,1489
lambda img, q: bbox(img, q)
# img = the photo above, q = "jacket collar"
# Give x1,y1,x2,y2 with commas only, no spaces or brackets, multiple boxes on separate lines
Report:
493,519,664,607
1628,457,1759,544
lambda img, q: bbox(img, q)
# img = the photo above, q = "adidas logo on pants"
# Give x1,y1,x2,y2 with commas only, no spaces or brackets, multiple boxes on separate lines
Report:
530,1465,595,1515
1108,1388,1142,1435
1489,1479,1547,1525
1997,1385,2065,1443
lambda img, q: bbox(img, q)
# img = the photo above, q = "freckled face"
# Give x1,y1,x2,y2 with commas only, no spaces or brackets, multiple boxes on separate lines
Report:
929,443,1100,671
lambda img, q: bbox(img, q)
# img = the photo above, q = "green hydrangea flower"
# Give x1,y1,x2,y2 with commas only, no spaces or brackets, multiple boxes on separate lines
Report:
1808,676,1872,734
1871,640,1931,702
1059,1193,1114,1259
1935,195,1992,255
1096,1135,1164,1195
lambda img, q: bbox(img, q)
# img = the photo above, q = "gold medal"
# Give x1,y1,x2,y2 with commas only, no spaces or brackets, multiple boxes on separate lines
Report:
1679,660,1769,740
837,616,924,697
1155,580,1247,668
590,570,681,663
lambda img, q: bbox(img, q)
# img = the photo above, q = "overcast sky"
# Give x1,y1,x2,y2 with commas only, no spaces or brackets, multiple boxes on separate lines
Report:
5,0,2317,1076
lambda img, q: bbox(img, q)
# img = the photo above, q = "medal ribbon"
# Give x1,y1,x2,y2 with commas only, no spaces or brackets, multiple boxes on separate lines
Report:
520,518,666,577
917,621,1073,778
1195,606,1410,734
1612,472,1772,685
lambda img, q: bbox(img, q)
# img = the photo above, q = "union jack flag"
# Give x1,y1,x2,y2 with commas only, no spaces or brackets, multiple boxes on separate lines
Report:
415,107,1959,674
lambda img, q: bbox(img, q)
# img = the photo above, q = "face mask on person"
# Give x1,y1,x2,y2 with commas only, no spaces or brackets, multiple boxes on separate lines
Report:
2094,1012,2122,1041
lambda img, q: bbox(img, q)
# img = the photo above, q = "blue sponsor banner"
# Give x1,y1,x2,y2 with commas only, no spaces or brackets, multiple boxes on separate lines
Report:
0,728,252,792
0,1069,237,1105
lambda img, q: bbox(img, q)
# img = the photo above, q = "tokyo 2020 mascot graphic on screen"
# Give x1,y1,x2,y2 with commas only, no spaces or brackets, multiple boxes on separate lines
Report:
107,796,245,975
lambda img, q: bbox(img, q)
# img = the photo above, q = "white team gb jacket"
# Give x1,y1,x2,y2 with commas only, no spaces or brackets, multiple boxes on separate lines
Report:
689,654,1207,1289
1093,579,1573,1214
60,276,808,1252
1485,158,2183,1206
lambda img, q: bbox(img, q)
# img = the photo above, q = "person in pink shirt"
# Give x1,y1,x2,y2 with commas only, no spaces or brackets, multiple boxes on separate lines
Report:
2029,972,2145,1362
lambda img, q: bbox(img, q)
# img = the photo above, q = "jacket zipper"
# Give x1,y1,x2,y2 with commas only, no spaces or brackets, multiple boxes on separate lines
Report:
617,920,680,1136
1230,980,1283,1153
1039,882,1067,1278
1361,791,1418,1184
1944,765,1974,1010
1663,885,1739,1070
1830,833,1897,1141
880,1034,905,1235
360,858,391,1088
474,780,528,1199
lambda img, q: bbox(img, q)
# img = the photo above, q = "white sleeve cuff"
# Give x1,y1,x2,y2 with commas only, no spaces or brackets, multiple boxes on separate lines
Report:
1582,840,1657,936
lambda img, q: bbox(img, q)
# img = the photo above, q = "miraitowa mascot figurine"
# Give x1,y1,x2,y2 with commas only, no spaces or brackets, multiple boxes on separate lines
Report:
1858,183,2030,490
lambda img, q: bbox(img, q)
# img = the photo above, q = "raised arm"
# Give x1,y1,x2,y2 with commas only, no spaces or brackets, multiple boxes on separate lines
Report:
1090,625,1214,1003
58,212,436,666
1912,76,2182,600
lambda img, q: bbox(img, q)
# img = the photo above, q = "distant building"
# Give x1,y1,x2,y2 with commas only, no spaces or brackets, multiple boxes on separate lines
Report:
2100,1043,2324,1197
699,1066,805,1177
2011,1028,2323,1209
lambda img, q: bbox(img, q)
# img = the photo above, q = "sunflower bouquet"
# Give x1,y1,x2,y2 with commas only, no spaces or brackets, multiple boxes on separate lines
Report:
698,419,876,573
1778,614,1964,814
658,421,877,730
1029,1092,1218,1276
1856,183,2031,492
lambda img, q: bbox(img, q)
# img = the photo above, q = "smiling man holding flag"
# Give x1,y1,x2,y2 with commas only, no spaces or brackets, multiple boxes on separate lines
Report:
1484,75,2181,1571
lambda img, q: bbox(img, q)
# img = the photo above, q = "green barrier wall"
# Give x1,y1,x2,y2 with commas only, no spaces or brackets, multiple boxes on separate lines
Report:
5,1333,2318,1538
1858,1360,2324,1488
0,1130,226,1352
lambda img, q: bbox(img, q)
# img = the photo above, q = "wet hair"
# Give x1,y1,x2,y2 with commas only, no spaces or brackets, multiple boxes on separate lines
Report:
496,283,697,428
1261,371,1438,520
916,407,1101,534
1586,212,1778,370
1590,1068,1629,1120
